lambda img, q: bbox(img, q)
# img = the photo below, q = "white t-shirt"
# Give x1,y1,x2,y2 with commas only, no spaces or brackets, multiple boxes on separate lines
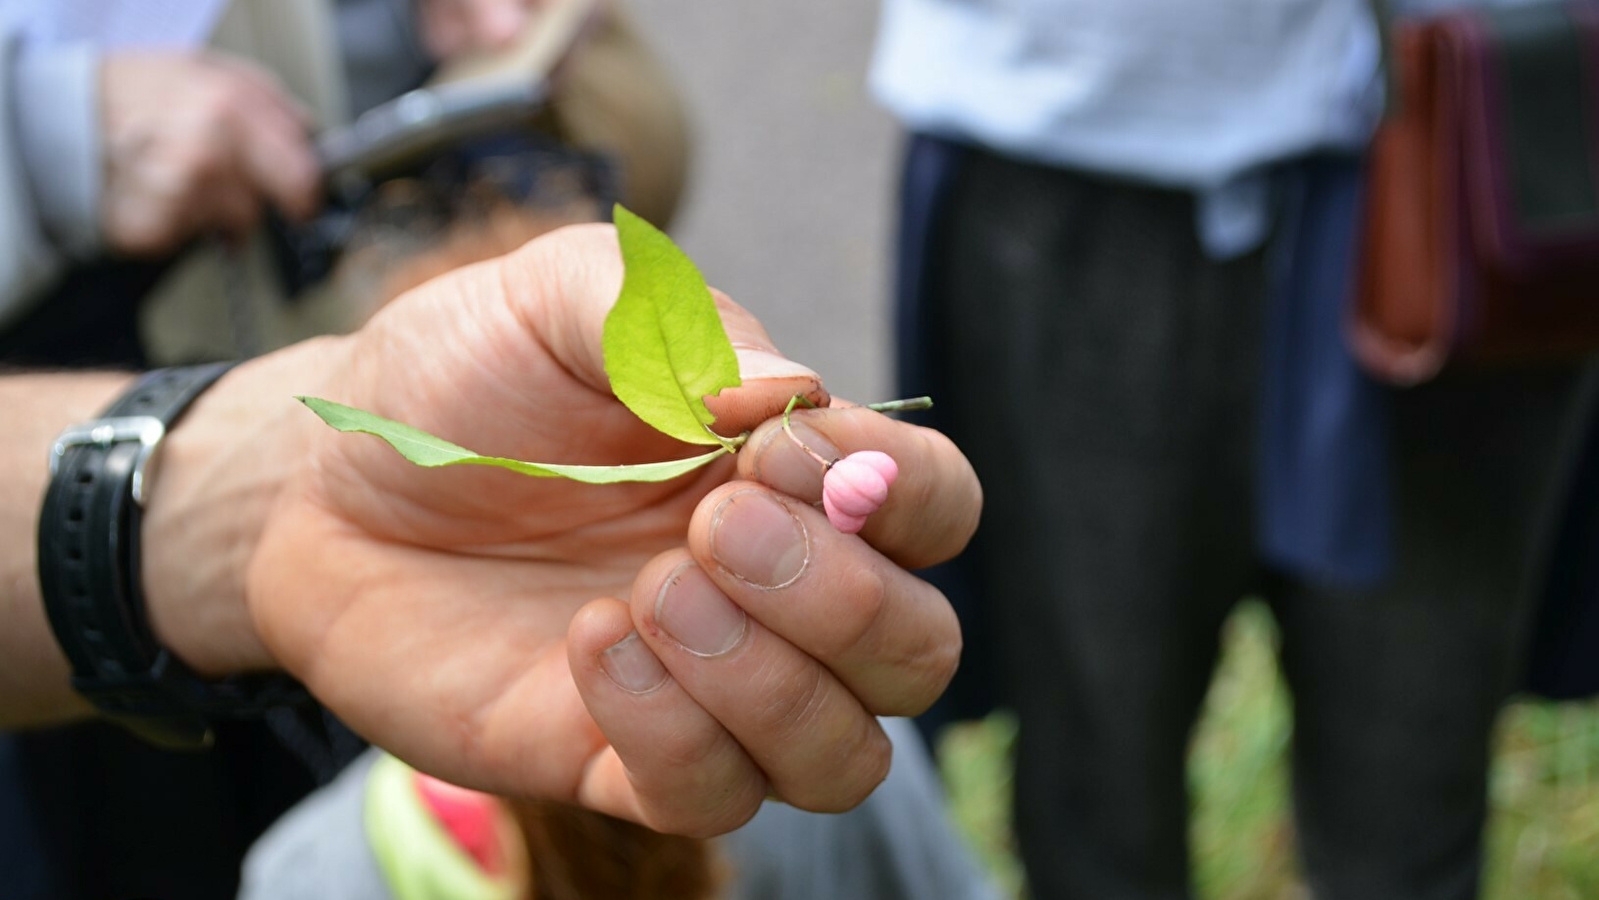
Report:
0,0,227,48
869,0,1383,190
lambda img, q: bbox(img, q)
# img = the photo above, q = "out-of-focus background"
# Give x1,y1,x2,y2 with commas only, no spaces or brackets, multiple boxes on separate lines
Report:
630,0,896,404
940,604,1599,900
630,4,1599,900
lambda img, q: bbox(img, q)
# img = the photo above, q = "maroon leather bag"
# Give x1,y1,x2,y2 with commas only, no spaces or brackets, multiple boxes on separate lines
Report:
1352,1,1599,385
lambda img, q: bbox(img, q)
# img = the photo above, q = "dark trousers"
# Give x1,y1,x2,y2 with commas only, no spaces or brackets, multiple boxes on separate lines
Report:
900,136,1590,900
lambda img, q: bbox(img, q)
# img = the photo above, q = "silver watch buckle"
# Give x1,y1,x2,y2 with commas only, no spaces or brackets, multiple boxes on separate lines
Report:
50,416,167,507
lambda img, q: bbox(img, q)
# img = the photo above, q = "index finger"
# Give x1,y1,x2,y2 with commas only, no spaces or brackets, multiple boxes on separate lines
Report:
212,58,322,220
738,406,981,570
228,108,320,221
499,228,829,434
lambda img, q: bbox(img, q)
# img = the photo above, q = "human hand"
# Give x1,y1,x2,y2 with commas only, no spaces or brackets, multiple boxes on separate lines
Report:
416,0,545,60
143,222,978,835
99,52,321,256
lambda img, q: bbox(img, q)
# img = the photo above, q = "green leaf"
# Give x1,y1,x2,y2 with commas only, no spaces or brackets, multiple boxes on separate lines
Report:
299,397,729,484
604,205,741,446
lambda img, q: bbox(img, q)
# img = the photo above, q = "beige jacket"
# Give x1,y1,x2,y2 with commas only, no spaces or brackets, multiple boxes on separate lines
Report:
0,0,689,360
142,0,691,365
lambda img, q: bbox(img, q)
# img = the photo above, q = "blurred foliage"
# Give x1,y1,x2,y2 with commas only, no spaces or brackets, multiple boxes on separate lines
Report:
1187,601,1300,898
937,601,1599,900
938,710,1026,899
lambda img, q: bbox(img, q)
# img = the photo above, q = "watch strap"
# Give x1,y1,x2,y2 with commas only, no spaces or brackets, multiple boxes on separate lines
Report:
38,363,311,748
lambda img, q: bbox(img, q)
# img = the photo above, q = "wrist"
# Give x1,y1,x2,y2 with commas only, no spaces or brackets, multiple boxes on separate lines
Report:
0,373,133,726
141,337,351,677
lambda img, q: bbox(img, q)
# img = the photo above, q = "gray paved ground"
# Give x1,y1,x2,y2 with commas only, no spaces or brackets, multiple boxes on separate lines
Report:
630,1,899,403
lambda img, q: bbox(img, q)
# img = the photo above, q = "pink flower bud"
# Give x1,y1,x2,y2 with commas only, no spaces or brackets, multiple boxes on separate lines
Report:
823,451,899,533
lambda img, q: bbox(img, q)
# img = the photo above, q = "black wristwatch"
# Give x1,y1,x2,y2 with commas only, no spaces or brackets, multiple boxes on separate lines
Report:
36,364,311,749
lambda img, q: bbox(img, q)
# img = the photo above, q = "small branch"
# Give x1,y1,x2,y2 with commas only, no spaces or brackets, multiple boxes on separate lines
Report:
865,396,933,414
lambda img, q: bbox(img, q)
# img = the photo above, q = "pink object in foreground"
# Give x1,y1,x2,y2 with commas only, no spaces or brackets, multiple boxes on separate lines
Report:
823,451,899,534
412,770,507,875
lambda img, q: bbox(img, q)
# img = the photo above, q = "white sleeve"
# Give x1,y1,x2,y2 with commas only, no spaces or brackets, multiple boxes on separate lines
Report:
0,32,102,330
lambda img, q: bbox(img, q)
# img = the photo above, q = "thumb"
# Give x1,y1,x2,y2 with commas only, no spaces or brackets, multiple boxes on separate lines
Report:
703,293,830,436
497,223,828,436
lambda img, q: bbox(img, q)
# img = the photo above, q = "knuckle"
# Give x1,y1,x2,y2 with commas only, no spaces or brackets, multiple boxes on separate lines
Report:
784,720,892,814
647,778,765,839
874,603,963,717
809,566,892,663
648,721,726,774
749,664,830,740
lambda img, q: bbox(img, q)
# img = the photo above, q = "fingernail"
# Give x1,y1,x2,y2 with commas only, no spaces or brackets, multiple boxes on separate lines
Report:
711,490,810,588
736,346,819,381
600,632,669,694
655,564,747,657
754,417,840,499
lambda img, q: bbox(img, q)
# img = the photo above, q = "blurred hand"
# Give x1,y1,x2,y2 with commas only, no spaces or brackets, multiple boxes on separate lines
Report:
99,52,321,257
142,222,978,836
416,0,543,60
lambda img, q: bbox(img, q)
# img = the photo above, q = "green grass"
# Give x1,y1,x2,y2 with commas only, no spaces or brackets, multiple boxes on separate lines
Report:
938,710,1026,899
937,601,1599,900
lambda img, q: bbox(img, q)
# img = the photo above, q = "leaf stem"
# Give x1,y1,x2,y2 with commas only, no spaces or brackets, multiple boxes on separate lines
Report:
865,396,933,413
782,394,836,469
703,424,749,454
779,394,935,469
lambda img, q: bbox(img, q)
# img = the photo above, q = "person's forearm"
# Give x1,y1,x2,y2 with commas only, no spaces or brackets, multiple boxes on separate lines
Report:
0,338,347,728
0,371,133,726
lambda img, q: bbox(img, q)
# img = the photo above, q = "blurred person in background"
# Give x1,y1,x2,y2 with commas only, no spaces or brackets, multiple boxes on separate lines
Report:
0,0,688,371
0,0,438,367
872,0,1599,898
0,2,637,897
